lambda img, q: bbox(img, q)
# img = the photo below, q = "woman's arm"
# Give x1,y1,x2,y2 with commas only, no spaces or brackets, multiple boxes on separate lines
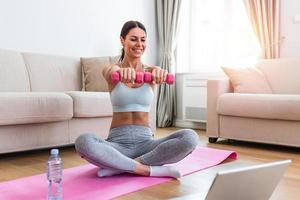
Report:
103,64,137,85
102,64,121,84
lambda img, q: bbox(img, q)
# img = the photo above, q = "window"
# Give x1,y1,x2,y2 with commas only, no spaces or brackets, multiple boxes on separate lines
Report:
176,0,261,73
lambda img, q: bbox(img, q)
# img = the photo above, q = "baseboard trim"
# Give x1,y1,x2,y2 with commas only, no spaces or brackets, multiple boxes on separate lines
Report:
175,120,206,130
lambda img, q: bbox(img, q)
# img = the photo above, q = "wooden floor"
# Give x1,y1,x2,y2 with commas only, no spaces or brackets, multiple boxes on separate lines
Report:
0,127,300,199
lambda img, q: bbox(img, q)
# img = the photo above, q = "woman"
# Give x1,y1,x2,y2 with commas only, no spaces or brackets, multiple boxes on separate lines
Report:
75,21,198,178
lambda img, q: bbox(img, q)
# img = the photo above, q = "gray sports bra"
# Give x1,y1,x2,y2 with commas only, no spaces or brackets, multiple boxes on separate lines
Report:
110,82,154,112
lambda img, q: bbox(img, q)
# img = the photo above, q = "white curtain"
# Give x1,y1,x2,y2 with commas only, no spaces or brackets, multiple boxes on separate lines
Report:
244,0,281,59
156,0,182,127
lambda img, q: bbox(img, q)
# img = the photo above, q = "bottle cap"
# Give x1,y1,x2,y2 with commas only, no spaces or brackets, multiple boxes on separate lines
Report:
50,149,59,155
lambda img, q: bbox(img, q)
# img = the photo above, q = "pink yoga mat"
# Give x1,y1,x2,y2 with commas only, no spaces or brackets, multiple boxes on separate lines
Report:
0,147,237,200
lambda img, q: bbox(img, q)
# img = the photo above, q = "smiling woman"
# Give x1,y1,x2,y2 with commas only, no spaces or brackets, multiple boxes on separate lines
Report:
74,20,199,179
119,21,147,62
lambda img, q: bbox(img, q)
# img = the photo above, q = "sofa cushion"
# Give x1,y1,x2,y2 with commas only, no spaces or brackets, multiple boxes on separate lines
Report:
81,56,119,92
257,59,300,94
0,92,73,125
66,91,112,117
0,49,30,92
221,66,273,94
217,93,300,121
22,53,82,92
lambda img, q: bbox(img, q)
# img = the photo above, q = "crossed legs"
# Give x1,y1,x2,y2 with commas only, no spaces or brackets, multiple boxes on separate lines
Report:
75,128,199,178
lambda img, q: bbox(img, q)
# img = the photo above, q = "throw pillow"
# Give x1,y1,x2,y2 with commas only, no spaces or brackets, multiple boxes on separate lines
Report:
221,66,273,94
81,56,120,92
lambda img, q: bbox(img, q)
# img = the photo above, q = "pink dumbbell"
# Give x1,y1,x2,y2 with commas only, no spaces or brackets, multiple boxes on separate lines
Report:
144,72,175,84
111,71,175,84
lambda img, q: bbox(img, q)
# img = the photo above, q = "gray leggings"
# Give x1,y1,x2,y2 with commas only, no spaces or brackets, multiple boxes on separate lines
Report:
75,125,199,173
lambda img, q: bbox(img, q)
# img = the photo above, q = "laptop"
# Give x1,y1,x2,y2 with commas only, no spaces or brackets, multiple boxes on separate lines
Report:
172,160,291,200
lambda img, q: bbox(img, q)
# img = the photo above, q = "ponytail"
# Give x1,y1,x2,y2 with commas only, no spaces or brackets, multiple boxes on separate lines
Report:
119,48,124,62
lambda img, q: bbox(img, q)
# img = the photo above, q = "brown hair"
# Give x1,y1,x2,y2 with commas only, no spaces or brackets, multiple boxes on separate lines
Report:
119,21,147,62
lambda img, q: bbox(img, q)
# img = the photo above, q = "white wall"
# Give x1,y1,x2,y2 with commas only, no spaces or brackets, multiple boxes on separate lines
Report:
280,0,300,57
0,0,158,64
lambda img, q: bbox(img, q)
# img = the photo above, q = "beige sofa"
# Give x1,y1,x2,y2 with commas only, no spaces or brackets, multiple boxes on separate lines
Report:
0,49,156,154
206,59,300,147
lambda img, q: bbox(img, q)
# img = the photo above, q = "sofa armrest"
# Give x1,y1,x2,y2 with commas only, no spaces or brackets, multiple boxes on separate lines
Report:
206,79,233,137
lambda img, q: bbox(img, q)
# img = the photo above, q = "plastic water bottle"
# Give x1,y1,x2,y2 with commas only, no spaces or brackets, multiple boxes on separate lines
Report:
47,149,63,200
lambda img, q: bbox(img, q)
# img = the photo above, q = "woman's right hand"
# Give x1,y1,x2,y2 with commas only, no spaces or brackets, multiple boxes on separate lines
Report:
118,67,136,83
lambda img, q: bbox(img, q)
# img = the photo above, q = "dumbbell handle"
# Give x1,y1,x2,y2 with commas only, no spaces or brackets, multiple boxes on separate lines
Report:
111,71,175,84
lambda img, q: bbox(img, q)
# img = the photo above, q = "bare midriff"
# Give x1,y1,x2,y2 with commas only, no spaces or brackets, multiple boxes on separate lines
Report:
110,112,150,128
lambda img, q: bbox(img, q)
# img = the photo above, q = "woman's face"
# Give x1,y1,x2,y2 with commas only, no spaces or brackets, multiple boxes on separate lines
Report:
121,27,147,59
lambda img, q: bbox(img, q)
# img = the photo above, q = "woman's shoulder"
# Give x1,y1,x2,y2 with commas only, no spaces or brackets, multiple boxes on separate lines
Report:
103,63,120,74
105,62,121,70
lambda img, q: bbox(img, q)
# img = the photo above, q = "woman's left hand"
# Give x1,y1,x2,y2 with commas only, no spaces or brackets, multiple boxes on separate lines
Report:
151,67,168,84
